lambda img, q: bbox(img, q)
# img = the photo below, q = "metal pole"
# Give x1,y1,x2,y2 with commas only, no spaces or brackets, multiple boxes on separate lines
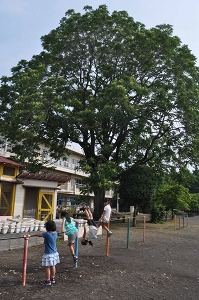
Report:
174,215,176,230
106,221,110,256
183,216,184,228
179,216,181,229
22,234,30,286
127,218,130,248
74,222,79,267
143,216,146,242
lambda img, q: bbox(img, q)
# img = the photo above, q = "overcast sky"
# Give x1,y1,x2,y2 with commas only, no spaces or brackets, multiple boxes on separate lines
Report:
0,0,199,78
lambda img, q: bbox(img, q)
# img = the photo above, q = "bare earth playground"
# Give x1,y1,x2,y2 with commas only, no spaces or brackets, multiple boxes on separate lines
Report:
0,215,199,300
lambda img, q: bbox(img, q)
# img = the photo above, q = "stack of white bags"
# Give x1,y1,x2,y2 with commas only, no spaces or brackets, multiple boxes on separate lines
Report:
0,218,45,234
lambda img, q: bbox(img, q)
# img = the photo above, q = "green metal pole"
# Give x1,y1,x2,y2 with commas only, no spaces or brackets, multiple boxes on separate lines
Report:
127,218,130,248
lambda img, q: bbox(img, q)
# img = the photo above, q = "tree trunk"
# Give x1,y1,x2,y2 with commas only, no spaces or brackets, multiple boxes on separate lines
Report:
172,209,174,220
93,189,105,220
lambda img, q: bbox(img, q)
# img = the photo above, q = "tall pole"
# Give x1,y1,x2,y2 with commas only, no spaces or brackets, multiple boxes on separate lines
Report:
127,218,130,248
22,234,30,286
143,216,146,242
74,222,79,267
106,221,110,256
174,215,176,230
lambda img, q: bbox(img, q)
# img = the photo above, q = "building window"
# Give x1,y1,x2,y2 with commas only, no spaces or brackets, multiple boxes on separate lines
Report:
57,195,76,207
3,166,15,176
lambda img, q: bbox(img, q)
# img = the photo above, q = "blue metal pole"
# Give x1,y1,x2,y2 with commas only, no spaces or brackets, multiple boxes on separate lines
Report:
74,221,79,267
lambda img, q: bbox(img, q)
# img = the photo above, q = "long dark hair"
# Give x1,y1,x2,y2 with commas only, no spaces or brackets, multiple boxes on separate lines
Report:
61,211,71,223
81,239,93,247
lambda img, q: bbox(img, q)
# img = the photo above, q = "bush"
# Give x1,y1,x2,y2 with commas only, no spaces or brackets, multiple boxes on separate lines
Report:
150,203,166,223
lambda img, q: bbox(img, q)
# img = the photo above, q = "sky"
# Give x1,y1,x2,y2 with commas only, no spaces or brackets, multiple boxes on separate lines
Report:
0,0,199,79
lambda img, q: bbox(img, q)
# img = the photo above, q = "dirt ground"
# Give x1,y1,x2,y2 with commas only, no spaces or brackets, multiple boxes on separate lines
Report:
1,215,199,300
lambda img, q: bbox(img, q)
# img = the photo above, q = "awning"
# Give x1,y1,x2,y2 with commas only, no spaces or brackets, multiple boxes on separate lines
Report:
17,172,71,182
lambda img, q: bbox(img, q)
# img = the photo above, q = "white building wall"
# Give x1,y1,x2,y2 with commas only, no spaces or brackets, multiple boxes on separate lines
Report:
53,189,58,218
22,179,57,189
14,184,24,218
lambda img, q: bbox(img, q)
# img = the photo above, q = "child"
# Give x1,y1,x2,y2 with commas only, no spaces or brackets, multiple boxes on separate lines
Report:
61,211,78,263
37,220,60,286
98,199,112,237
80,206,98,247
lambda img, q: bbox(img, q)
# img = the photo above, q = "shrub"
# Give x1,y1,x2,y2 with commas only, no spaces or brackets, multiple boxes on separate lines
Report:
150,203,166,223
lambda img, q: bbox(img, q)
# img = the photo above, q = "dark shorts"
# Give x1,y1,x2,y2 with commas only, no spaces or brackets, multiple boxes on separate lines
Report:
87,219,97,227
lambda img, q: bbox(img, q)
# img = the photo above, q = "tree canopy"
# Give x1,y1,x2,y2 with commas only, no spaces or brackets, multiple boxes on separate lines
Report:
1,5,199,217
118,164,159,212
155,184,191,217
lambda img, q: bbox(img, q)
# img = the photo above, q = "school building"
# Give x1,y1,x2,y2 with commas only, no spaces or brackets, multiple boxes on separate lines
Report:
0,141,114,221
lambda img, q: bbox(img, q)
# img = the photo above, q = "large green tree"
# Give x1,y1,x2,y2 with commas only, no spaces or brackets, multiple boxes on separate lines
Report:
118,164,160,213
189,169,199,193
155,184,191,218
1,5,199,218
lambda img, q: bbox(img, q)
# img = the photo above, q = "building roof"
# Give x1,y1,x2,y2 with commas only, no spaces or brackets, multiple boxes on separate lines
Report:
0,156,26,169
0,156,70,182
17,172,71,182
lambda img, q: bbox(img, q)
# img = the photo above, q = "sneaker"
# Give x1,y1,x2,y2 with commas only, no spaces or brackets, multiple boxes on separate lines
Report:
73,255,78,263
51,277,55,284
108,231,113,237
40,280,51,286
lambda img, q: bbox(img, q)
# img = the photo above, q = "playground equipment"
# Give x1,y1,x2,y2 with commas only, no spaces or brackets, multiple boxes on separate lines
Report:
174,215,188,230
106,221,110,257
74,222,79,267
126,216,147,249
22,235,30,286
